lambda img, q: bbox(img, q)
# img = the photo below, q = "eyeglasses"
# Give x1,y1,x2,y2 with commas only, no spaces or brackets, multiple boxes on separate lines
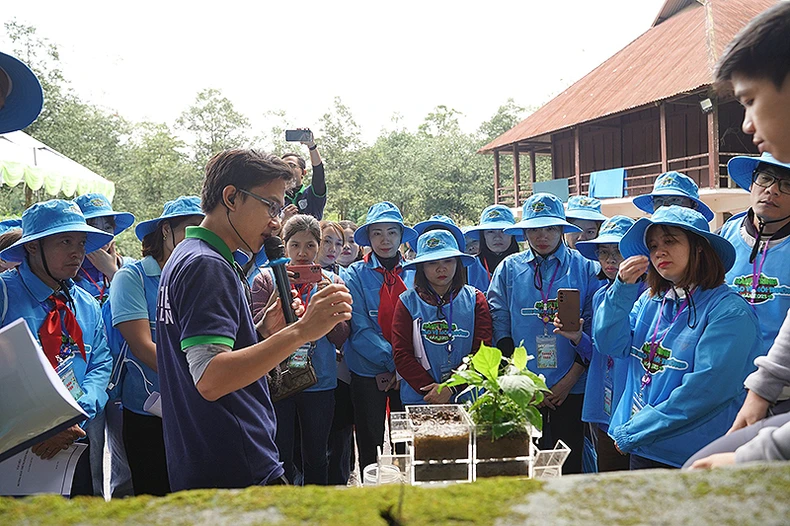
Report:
752,169,790,195
237,189,285,218
596,247,622,261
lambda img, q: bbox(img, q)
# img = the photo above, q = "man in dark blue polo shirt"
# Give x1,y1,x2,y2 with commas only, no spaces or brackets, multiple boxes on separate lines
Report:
156,149,352,491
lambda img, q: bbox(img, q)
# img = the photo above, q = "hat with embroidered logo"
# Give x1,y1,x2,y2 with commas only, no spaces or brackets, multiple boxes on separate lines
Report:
505,193,582,235
464,204,525,241
0,199,114,263
135,196,204,241
576,215,635,261
619,205,735,272
727,152,790,192
74,193,135,236
632,171,714,221
565,195,608,222
414,215,465,251
354,201,418,247
403,230,474,269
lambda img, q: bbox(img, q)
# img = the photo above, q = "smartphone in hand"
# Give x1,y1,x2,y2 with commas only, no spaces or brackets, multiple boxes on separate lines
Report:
557,288,581,332
287,264,323,285
285,129,313,143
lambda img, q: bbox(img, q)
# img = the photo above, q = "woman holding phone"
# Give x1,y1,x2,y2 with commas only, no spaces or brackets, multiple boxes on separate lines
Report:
488,193,600,474
250,214,350,485
593,206,762,469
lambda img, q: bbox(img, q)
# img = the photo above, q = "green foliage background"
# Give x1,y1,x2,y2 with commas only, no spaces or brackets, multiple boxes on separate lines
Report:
1,22,550,256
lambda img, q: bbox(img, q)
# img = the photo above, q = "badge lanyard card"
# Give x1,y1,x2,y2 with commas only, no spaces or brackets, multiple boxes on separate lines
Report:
536,261,560,370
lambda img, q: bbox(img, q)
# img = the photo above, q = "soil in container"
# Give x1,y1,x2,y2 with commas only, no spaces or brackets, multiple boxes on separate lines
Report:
476,459,530,478
411,407,471,461
415,462,470,482
476,431,530,460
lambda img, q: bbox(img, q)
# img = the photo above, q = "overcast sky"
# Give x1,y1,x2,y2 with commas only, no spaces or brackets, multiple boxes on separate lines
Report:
3,0,666,143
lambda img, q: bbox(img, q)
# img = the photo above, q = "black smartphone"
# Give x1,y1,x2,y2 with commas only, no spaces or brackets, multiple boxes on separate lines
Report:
557,288,581,332
285,129,313,143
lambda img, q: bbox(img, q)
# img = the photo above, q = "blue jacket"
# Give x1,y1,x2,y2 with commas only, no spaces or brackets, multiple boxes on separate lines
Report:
1,259,113,422
487,242,599,393
720,211,790,354
75,255,136,303
466,259,491,292
297,270,342,392
593,278,762,466
580,281,645,429
345,254,414,377
397,285,478,405
106,256,161,415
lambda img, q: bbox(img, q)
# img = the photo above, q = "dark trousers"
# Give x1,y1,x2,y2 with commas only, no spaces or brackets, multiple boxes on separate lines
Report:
539,394,584,475
630,454,676,470
350,372,404,471
274,389,335,486
327,379,355,485
593,423,630,472
122,408,171,496
70,437,93,497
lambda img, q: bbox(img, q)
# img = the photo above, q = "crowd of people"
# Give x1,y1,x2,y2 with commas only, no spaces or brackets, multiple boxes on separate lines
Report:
0,1,789,498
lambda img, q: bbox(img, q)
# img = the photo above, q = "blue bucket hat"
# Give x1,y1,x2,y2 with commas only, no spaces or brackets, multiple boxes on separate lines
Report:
632,172,714,221
565,196,608,222
414,215,465,251
0,218,22,236
505,193,582,235
465,205,525,241
354,201,418,247
727,152,790,192
619,205,735,272
74,193,135,236
403,230,474,270
0,52,44,134
135,196,204,241
576,215,635,261
0,200,114,263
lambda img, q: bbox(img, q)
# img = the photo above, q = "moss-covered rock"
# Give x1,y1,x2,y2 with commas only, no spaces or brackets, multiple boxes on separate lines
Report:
2,463,789,525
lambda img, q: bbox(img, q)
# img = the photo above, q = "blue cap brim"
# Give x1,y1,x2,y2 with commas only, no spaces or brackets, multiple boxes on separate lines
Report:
619,217,735,272
464,223,525,242
0,53,44,134
566,210,608,222
575,235,623,261
402,249,474,270
632,193,714,221
0,224,114,263
135,211,205,241
354,221,418,247
81,210,136,235
504,218,581,235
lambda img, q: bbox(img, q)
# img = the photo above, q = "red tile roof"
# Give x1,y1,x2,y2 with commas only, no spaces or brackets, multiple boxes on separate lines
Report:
480,0,777,153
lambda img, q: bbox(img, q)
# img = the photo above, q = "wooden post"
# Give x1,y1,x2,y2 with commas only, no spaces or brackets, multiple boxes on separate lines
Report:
529,150,537,195
707,102,719,188
512,144,521,206
493,150,501,204
25,186,34,209
574,127,581,195
660,103,668,173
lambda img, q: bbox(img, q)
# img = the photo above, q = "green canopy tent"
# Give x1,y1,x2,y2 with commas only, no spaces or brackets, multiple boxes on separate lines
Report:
0,131,115,207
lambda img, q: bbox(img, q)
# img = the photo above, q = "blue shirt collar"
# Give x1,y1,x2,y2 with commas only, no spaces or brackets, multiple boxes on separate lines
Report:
18,258,72,303
141,255,162,277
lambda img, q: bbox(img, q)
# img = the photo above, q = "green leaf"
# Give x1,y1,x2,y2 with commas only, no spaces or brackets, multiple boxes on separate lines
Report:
525,406,544,431
471,344,502,383
512,346,528,371
499,375,538,410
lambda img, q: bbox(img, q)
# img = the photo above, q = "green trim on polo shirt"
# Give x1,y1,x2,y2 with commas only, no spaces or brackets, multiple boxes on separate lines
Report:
180,335,235,351
185,226,234,266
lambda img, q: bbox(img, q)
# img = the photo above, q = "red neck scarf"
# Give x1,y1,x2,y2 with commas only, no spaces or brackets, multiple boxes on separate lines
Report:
39,293,86,369
366,253,406,343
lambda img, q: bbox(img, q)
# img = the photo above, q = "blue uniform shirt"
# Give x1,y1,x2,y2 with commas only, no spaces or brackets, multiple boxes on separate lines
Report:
487,242,599,393
720,211,790,354
156,226,283,491
108,256,161,415
1,259,112,422
466,258,491,292
593,278,762,467
345,254,414,378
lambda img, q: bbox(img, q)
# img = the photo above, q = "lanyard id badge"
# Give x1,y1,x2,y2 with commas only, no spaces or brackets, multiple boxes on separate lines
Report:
56,355,85,401
287,342,315,369
631,391,645,417
603,359,614,416
536,334,558,369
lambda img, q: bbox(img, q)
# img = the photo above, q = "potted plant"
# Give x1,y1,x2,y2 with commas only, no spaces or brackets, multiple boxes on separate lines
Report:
440,343,551,477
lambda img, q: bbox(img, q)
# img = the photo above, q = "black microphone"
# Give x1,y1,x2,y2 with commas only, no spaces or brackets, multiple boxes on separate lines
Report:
264,236,298,325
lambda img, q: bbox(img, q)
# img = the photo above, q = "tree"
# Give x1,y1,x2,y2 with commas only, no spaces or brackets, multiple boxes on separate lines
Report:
176,88,250,170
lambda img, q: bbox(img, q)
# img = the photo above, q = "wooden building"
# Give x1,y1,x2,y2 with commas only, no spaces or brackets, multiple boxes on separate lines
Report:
479,0,776,226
